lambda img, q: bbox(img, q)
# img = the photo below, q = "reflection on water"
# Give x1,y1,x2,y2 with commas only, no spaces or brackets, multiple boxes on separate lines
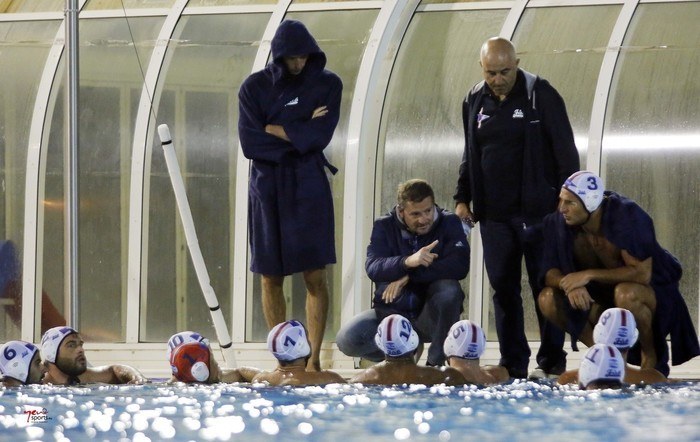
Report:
1,381,699,441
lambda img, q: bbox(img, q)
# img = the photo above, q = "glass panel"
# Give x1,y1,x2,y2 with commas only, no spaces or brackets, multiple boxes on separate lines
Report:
603,2,700,328
380,9,508,333
291,0,373,3
188,0,276,5
483,5,619,342
0,0,63,13
0,21,60,341
420,0,505,5
143,13,268,342
43,17,163,342
514,5,619,163
245,10,378,342
85,0,175,10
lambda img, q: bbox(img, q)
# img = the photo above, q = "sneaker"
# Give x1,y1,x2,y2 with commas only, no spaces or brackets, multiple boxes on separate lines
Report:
506,366,528,379
528,366,564,380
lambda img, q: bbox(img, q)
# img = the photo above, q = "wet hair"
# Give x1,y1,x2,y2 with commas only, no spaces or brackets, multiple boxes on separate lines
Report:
585,379,623,390
278,356,310,367
397,179,434,209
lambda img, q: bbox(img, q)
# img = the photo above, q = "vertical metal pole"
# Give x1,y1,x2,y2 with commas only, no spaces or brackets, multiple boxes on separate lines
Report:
65,0,80,328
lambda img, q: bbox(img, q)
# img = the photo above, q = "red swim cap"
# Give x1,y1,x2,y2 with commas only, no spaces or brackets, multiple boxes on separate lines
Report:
169,342,210,383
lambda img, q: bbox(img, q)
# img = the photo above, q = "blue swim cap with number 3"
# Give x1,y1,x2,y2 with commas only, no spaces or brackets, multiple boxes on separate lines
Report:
562,171,605,213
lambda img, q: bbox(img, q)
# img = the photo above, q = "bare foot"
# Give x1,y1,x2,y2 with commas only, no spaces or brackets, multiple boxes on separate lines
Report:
641,351,657,370
306,360,321,372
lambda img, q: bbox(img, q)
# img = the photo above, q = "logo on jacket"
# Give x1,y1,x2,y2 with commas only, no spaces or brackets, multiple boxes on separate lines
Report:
285,97,299,106
476,107,489,129
455,240,466,248
512,109,524,119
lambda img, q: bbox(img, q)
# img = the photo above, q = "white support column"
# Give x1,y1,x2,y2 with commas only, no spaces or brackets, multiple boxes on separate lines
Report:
21,9,80,342
125,0,189,343
340,0,421,326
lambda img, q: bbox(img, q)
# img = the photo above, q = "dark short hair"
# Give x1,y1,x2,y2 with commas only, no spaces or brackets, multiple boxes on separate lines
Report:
397,179,434,209
278,356,310,367
584,379,623,390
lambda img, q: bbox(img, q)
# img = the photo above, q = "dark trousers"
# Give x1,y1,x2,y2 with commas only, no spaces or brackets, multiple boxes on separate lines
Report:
336,279,465,365
480,218,566,375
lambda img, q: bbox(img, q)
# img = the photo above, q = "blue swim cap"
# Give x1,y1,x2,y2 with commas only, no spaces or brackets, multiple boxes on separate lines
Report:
375,314,419,358
562,171,605,213
41,326,78,364
594,308,639,351
444,320,486,360
0,341,39,384
267,320,311,361
579,343,625,388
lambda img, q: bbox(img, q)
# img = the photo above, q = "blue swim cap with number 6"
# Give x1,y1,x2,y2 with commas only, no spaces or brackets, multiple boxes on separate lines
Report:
0,341,39,384
562,171,605,213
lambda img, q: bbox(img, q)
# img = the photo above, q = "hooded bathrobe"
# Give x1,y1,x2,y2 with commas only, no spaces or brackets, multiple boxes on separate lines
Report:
238,20,342,275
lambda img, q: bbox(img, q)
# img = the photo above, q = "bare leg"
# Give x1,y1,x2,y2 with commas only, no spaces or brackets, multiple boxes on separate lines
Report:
538,288,568,331
261,275,286,329
540,287,598,347
303,268,329,371
579,303,605,347
614,282,657,369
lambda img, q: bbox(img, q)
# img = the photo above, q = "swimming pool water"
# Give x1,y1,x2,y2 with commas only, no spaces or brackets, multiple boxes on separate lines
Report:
1,380,699,441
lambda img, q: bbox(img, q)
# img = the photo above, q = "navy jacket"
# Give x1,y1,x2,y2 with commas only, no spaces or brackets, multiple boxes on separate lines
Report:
238,20,342,275
540,192,700,374
454,70,580,220
367,207,470,319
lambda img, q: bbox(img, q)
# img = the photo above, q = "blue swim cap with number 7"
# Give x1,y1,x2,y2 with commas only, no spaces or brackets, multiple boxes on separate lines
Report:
562,171,605,213
267,320,311,361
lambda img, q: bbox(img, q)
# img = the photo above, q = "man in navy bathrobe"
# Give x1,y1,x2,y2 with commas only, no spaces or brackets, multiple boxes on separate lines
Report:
538,171,700,376
238,20,342,371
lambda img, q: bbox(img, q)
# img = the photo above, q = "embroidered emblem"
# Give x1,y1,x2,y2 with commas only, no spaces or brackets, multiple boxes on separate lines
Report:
285,97,299,106
476,107,489,128
512,109,524,119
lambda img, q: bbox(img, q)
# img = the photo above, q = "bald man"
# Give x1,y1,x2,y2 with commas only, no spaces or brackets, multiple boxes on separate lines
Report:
454,37,580,379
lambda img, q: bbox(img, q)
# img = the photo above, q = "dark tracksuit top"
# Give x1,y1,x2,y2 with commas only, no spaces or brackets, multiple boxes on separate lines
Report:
454,69,580,221
367,206,470,320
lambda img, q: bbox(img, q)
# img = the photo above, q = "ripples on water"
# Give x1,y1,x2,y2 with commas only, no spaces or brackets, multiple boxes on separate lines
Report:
1,380,699,441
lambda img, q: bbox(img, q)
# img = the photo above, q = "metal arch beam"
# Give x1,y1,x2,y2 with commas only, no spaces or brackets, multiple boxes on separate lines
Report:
21,23,67,342
231,0,292,343
500,0,528,39
21,0,88,342
586,0,639,174
339,0,421,325
125,0,190,343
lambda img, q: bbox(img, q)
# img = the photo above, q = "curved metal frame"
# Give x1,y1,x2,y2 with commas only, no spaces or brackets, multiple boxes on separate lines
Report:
8,1,697,366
